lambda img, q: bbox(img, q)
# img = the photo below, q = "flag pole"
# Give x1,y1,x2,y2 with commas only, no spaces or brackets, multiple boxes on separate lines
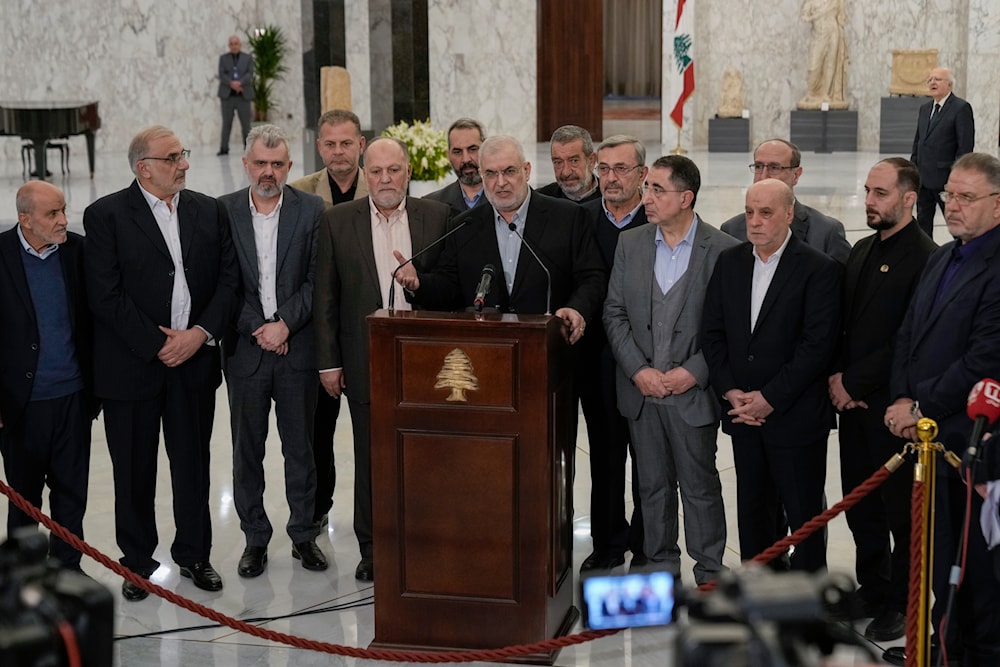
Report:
671,124,687,155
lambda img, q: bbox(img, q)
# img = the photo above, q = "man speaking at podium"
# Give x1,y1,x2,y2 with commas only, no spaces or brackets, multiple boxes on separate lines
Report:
393,135,605,342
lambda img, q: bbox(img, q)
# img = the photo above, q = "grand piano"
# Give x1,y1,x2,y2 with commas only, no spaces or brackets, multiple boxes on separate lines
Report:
0,100,101,180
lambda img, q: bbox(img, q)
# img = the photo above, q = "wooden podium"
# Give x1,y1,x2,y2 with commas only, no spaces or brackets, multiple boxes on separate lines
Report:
367,310,579,664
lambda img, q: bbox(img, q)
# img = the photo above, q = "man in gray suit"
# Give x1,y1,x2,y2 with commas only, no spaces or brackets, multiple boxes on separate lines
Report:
424,117,488,214
604,155,737,585
217,35,254,156
219,124,327,578
314,137,452,581
722,139,851,264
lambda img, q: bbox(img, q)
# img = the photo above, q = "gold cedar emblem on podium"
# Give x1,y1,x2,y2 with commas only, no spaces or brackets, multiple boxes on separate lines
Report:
435,348,479,401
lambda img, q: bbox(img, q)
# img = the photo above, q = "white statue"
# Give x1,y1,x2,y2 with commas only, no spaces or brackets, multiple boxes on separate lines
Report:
797,0,848,110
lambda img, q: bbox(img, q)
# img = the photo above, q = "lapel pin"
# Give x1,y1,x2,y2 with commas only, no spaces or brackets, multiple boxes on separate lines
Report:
880,264,889,273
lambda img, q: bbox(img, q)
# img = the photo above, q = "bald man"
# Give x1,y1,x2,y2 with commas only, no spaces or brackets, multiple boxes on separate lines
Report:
0,181,96,571
702,179,841,572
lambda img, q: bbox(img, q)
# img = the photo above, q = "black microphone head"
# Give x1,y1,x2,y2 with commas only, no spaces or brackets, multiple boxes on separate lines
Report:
508,222,517,232
483,263,495,277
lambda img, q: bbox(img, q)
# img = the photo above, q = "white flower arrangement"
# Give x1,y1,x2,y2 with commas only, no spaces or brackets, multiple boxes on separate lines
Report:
381,119,452,182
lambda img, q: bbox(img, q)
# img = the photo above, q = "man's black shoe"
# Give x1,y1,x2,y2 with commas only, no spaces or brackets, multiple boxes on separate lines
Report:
580,551,626,572
216,149,229,156
237,546,267,578
122,579,149,601
355,555,374,581
292,541,328,571
630,552,649,569
179,561,224,591
865,609,905,642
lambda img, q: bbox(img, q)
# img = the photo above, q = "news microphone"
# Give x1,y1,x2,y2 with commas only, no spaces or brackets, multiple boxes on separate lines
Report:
389,218,470,310
507,222,552,315
962,378,1000,471
473,264,495,312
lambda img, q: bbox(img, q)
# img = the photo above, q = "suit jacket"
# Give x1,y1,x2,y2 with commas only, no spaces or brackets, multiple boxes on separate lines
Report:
837,221,936,407
423,180,487,216
910,94,975,191
0,229,94,428
290,168,369,209
890,226,1000,454
217,51,254,100
82,181,240,400
412,190,607,322
604,219,739,426
218,186,324,377
313,196,452,403
537,180,602,204
702,235,841,443
721,200,851,264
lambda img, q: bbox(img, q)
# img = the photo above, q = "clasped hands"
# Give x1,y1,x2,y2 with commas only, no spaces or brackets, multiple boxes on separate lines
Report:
253,319,289,356
157,326,208,367
827,372,868,412
884,398,920,441
724,389,773,426
633,367,697,399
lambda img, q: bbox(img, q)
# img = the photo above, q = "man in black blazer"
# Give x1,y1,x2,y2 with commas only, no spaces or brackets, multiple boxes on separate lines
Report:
702,179,841,572
217,35,255,156
313,137,452,581
396,135,606,336
885,153,1000,664
219,124,327,578
424,118,488,215
910,67,975,237
83,126,240,600
0,182,95,571
829,158,936,641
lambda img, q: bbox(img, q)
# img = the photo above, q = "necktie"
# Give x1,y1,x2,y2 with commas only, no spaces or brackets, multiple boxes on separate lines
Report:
929,103,941,127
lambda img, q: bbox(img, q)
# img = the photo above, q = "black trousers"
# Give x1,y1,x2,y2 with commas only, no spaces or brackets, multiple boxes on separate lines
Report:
346,397,372,556
1,391,90,569
915,185,944,237
103,366,216,576
312,387,341,523
839,405,913,612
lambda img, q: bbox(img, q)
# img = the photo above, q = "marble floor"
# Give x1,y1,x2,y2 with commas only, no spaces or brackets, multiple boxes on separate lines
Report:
0,137,950,666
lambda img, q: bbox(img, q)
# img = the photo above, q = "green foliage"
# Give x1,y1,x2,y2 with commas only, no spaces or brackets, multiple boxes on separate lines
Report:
246,25,289,121
381,120,452,182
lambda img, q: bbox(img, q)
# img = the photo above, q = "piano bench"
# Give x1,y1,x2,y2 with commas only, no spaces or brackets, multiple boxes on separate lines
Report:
21,138,71,178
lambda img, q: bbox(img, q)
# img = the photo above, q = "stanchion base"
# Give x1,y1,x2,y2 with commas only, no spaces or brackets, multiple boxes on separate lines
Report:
883,643,943,665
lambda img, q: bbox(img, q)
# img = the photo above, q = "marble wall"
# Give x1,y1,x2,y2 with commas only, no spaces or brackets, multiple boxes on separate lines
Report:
0,1,304,159
346,0,373,129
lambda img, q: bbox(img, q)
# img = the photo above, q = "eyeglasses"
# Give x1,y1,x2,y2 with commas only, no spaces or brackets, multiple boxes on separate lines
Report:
938,191,1000,206
596,164,642,177
482,166,522,180
749,163,798,173
141,149,191,165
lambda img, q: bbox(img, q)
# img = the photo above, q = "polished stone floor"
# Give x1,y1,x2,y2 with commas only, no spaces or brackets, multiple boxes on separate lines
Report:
0,138,942,666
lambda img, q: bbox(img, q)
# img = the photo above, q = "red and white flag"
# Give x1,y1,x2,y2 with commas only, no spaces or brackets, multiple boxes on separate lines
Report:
668,0,695,129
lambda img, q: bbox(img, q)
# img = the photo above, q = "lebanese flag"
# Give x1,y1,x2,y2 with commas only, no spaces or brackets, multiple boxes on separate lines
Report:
668,0,694,129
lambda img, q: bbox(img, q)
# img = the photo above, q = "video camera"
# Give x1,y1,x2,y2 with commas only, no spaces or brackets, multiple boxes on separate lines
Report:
582,566,878,666
0,530,113,667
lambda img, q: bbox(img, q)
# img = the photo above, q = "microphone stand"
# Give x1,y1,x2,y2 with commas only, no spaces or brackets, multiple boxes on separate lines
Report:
506,222,551,315
388,219,469,311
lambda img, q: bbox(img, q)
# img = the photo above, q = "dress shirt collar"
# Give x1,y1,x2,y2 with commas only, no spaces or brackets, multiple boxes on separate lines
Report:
603,199,644,229
753,227,793,265
16,224,60,260
493,193,531,232
248,188,284,219
369,195,407,222
138,182,180,214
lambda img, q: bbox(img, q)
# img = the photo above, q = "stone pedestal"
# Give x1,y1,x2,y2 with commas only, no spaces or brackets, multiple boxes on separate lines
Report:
790,109,858,153
708,117,750,152
879,96,925,154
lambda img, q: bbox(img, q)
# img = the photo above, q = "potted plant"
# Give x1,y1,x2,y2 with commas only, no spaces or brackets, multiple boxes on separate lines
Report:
382,119,451,183
246,25,288,122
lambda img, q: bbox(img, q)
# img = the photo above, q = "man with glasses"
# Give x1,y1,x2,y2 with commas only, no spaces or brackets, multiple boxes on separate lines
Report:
910,67,975,238
394,135,605,337
425,118,489,215
538,125,602,204
572,135,650,574
884,152,1000,665
83,126,240,600
722,139,850,264
604,155,737,584
219,124,327,579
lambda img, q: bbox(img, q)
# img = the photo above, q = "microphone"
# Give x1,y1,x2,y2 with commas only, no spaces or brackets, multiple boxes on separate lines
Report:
473,264,495,312
962,378,1000,471
389,218,470,310
507,222,552,315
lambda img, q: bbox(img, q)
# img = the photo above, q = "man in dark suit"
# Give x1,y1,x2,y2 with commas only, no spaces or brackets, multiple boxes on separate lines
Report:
219,124,327,579
703,178,841,572
396,135,605,336
722,139,851,264
885,153,1000,665
829,158,936,641
605,155,738,585
217,35,255,156
0,182,95,571
424,118,488,214
910,67,975,237
537,125,602,204
574,135,649,573
314,137,452,581
83,125,240,600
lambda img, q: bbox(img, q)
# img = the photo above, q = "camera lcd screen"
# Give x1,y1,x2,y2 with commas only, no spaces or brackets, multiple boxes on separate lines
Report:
580,571,676,630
